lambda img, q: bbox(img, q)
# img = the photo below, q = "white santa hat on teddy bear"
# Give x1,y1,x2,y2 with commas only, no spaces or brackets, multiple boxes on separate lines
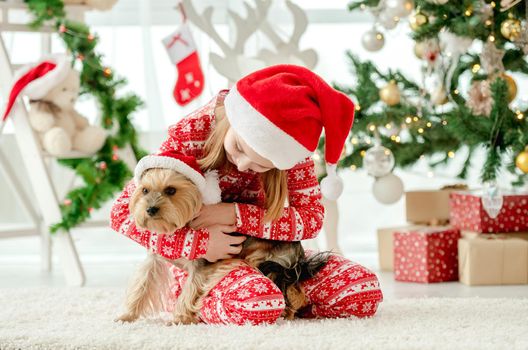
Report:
224,64,355,200
134,150,222,205
2,54,70,123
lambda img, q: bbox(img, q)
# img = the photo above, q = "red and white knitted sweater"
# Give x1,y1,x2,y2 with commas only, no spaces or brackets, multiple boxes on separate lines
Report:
110,91,325,260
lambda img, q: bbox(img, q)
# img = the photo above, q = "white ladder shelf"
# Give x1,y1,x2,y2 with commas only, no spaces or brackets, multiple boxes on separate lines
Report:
0,1,91,286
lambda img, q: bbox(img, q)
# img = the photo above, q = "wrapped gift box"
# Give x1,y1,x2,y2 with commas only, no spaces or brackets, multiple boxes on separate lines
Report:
377,225,421,271
406,190,456,225
450,192,528,233
394,226,460,283
459,235,528,285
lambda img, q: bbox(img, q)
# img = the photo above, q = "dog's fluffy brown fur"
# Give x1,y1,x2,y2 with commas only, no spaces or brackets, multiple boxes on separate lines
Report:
116,168,328,324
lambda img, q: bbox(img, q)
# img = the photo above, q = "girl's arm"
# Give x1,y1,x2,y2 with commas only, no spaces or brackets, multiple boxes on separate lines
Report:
235,157,325,241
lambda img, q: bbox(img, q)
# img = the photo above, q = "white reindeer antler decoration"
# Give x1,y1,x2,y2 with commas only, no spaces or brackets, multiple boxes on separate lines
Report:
181,0,318,84
181,0,271,84
256,0,318,69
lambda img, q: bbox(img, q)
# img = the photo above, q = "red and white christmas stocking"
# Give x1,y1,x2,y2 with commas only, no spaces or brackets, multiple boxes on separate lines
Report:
162,23,204,106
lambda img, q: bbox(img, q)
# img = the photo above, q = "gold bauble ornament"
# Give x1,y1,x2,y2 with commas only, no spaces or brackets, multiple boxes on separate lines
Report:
410,11,428,31
516,146,528,173
500,73,517,102
379,81,401,106
414,42,425,59
500,18,522,41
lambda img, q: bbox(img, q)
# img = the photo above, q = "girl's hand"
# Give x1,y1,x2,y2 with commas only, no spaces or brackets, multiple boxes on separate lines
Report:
190,203,237,229
202,224,246,262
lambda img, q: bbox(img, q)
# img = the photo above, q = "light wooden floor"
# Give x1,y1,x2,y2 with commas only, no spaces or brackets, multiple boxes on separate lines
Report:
1,227,528,299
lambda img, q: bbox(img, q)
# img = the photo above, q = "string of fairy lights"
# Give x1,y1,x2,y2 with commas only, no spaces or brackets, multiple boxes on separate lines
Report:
57,23,113,78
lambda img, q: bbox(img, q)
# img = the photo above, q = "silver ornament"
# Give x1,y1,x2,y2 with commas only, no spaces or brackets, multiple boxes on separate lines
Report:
385,0,414,17
379,11,399,30
362,29,385,52
372,173,404,204
363,145,395,177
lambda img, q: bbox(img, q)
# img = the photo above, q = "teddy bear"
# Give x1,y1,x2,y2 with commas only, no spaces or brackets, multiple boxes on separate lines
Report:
23,57,107,156
63,0,119,11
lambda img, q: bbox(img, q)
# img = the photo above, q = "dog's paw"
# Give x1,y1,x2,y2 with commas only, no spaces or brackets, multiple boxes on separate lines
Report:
115,313,138,323
168,313,198,325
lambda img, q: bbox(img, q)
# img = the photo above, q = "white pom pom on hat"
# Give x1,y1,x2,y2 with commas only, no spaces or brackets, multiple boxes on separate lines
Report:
320,164,344,200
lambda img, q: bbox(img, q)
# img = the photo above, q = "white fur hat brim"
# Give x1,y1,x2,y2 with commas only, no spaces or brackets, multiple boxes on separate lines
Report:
14,54,71,100
134,155,222,205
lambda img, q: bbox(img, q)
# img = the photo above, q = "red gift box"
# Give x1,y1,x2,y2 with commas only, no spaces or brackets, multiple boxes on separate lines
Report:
394,226,460,283
450,192,528,233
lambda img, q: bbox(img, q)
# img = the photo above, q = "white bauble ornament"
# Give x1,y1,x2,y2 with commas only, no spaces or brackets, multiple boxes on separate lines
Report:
426,0,449,4
363,145,395,177
386,0,414,17
372,173,404,204
379,11,399,30
362,29,385,52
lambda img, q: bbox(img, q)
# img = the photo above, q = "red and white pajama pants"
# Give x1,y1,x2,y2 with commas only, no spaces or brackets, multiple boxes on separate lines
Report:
168,253,383,325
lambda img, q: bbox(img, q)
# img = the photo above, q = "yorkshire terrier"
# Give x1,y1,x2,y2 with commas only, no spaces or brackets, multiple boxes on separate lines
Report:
116,167,329,324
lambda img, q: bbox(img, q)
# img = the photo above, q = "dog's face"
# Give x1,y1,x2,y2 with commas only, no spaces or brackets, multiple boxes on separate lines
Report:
130,168,202,233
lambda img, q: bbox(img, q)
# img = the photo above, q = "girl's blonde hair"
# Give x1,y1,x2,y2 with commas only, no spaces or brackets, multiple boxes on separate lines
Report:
198,104,288,222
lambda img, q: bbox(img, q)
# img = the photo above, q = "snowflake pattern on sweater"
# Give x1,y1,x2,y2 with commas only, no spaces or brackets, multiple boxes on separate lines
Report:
165,252,383,325
110,90,324,260
110,91,383,324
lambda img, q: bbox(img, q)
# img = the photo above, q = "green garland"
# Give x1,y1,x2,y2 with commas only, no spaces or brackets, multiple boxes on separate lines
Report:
319,0,528,187
25,0,147,232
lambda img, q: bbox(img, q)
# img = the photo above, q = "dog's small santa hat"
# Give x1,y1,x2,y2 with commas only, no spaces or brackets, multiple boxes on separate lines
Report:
134,150,221,205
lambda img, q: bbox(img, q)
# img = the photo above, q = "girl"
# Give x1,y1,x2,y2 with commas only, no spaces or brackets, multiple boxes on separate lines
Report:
110,65,383,325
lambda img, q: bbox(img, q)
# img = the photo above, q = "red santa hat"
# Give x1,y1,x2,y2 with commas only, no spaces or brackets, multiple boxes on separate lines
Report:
134,150,221,205
224,64,355,200
2,54,71,123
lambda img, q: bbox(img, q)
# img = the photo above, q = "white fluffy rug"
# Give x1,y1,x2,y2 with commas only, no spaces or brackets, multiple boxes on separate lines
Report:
0,288,527,350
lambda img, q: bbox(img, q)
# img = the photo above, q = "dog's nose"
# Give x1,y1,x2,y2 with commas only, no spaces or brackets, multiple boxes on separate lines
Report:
146,206,159,217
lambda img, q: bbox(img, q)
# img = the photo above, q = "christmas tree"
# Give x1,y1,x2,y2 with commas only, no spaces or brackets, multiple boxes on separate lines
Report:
322,0,528,199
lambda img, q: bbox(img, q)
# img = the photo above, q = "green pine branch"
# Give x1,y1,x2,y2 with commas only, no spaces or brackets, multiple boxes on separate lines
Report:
329,0,528,187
